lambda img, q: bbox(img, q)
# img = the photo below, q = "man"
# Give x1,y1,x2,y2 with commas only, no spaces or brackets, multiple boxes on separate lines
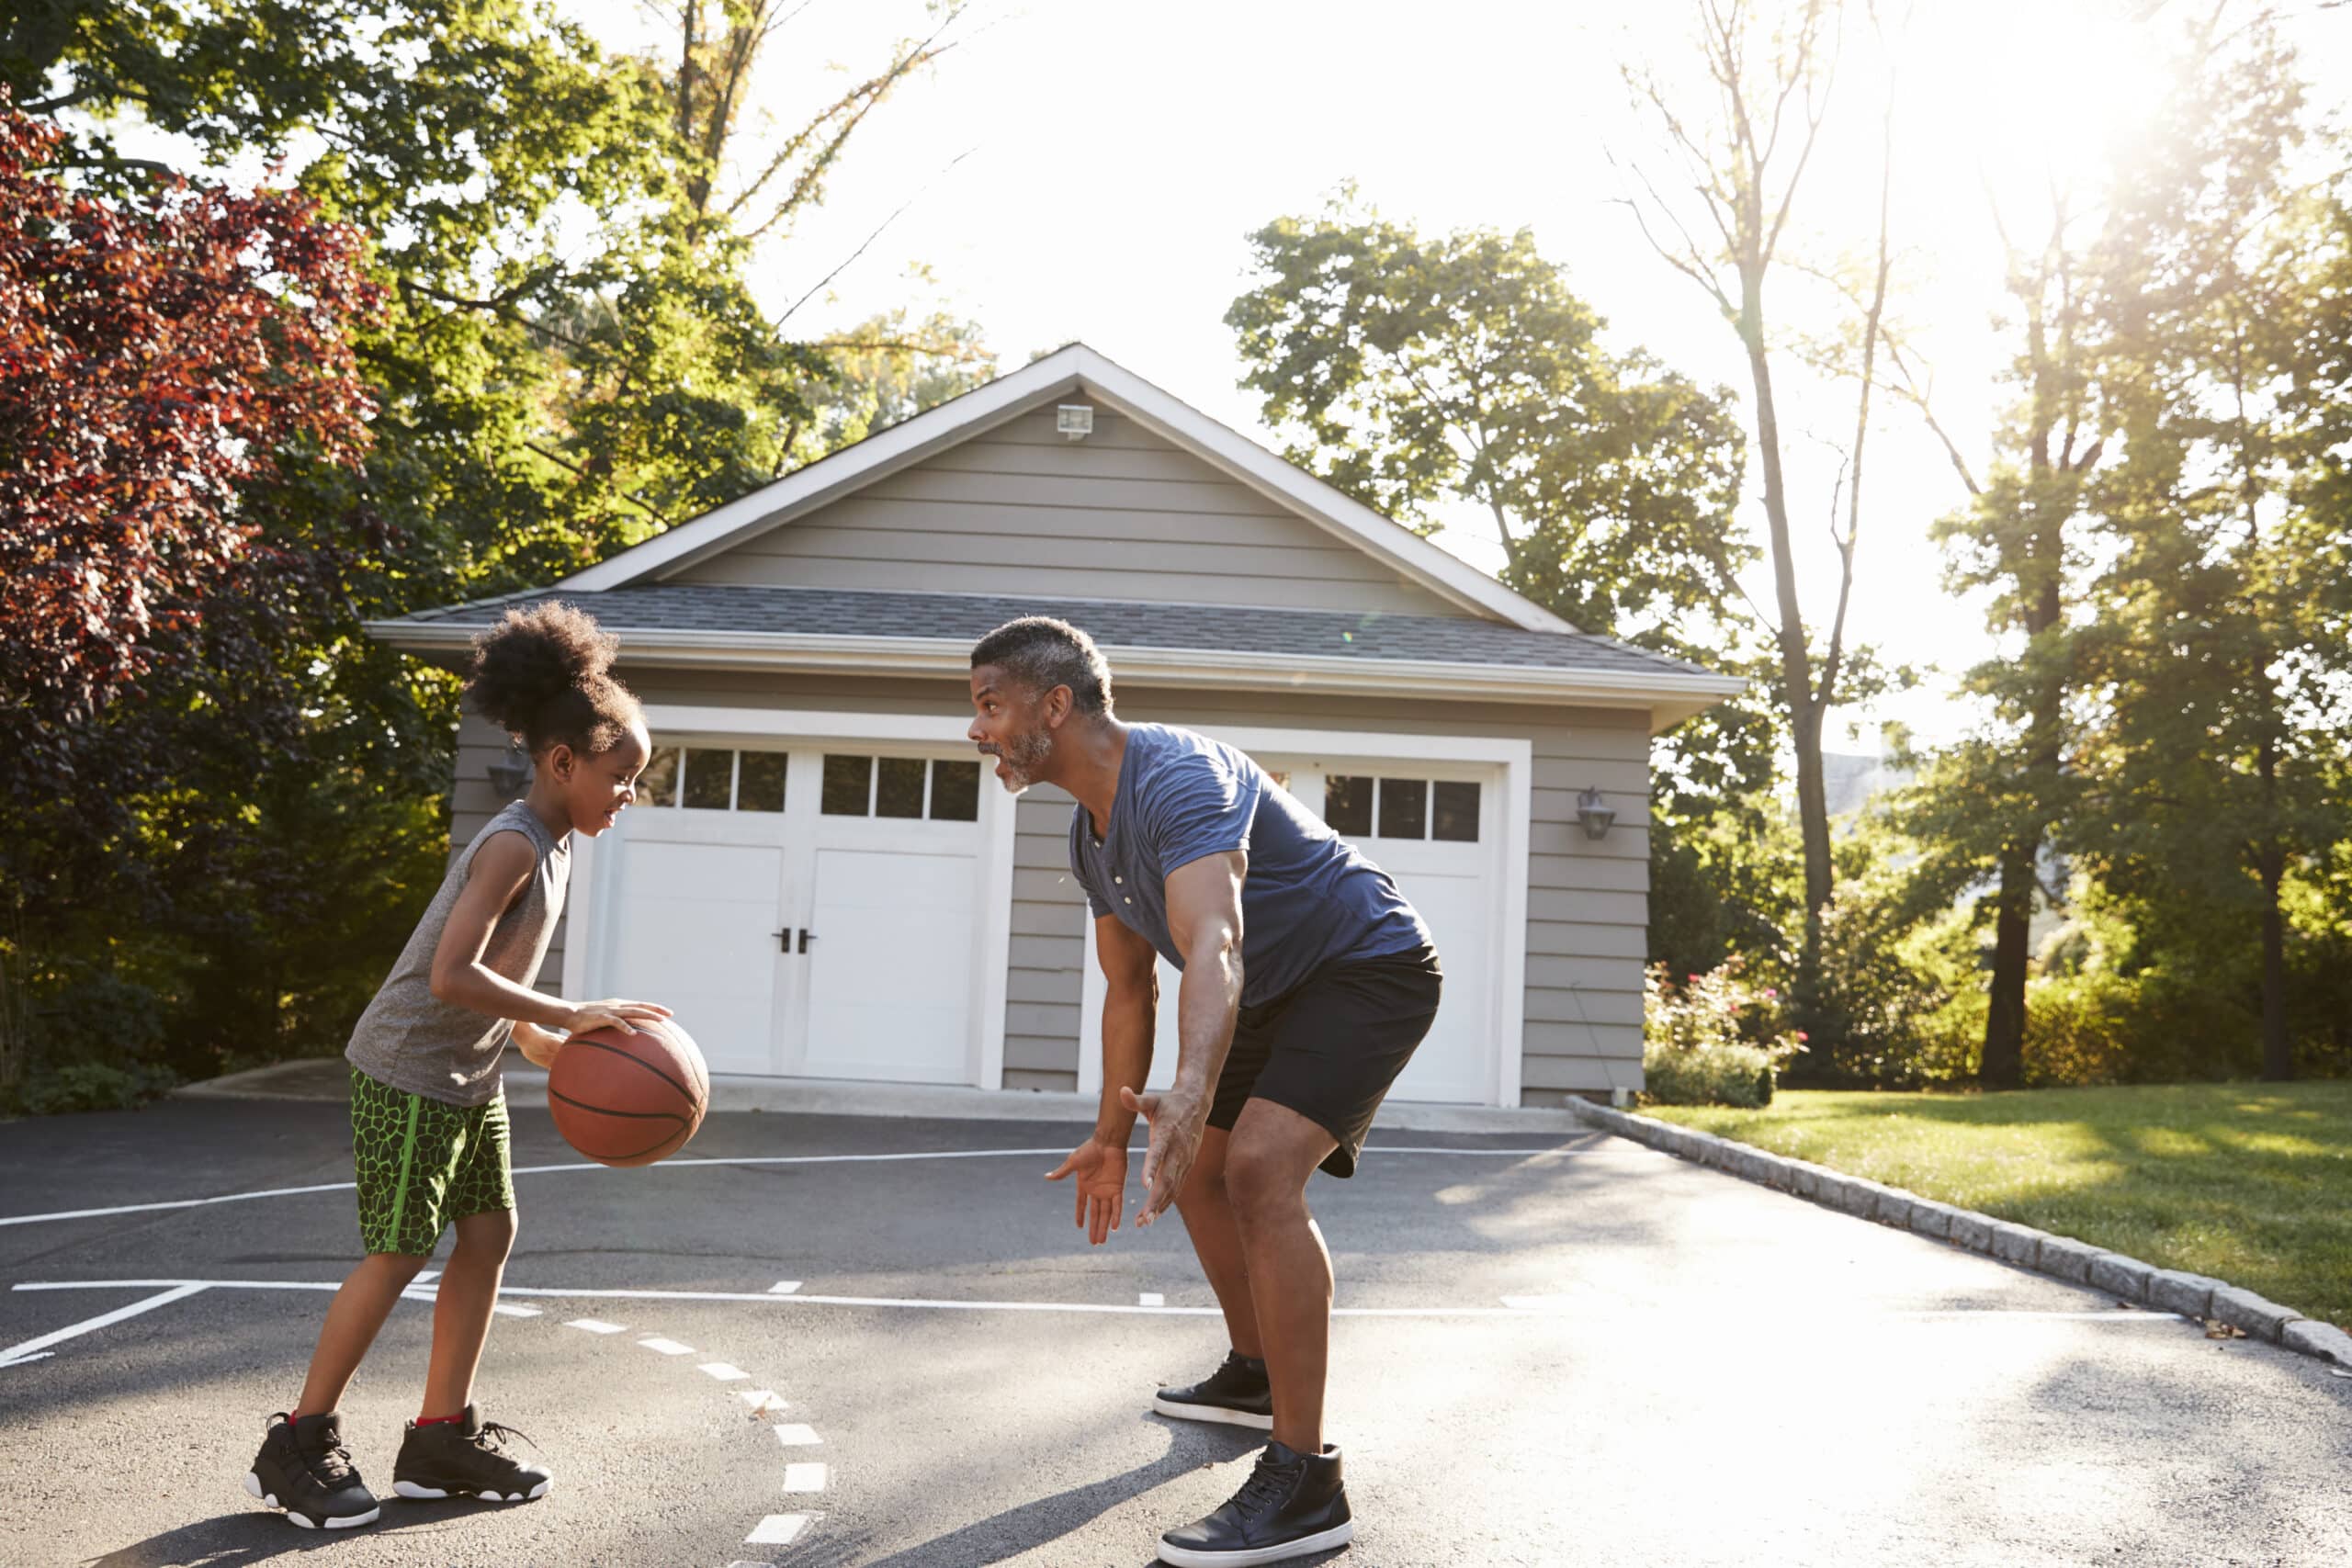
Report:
967,615,1442,1568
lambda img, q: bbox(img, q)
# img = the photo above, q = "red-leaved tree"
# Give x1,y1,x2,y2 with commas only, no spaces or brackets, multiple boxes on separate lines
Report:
0,96,381,773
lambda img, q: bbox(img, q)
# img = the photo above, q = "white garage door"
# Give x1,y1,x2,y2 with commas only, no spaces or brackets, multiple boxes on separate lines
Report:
1082,761,1500,1106
591,742,990,1084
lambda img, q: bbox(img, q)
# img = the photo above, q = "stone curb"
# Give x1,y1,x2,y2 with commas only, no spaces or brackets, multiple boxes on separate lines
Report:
1568,1099,2346,1369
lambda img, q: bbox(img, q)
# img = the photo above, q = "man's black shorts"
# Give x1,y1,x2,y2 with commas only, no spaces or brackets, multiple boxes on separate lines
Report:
1208,945,1442,1179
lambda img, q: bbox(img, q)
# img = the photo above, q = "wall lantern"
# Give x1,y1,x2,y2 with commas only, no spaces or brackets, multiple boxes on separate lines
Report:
1576,785,1617,841
488,739,532,796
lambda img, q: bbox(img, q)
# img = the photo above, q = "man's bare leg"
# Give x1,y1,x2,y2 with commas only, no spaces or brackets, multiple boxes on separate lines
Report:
1223,1098,1340,1454
1173,1124,1261,1358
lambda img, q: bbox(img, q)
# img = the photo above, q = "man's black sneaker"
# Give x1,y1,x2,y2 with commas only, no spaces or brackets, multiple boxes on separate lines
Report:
244,1411,382,1529
390,1404,552,1503
1153,1350,1273,1430
1159,1440,1352,1567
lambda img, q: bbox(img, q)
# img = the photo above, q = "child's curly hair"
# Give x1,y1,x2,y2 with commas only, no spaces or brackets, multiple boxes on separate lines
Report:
465,602,643,756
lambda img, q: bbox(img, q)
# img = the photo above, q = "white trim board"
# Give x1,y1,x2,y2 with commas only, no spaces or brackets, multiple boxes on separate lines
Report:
544,344,1570,635
1070,726,1532,1110
562,706,1016,1090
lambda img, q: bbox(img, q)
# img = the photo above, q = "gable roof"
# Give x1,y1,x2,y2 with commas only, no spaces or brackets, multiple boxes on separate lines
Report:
553,343,1575,635
368,582,1745,731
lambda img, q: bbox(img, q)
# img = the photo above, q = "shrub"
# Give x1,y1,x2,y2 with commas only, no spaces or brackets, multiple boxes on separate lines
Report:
1641,957,1804,1107
6,1060,178,1115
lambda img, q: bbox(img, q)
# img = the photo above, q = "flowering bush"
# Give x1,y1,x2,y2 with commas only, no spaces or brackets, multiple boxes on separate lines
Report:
1641,956,1806,1107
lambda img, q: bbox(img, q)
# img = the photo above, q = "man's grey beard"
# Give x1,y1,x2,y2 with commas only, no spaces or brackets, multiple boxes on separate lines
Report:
994,727,1054,794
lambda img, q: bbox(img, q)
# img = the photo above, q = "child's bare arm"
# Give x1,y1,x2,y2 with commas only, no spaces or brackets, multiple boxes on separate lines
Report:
428,833,670,1035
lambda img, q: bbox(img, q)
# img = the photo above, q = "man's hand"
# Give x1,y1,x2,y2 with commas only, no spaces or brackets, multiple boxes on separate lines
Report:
512,1020,566,1068
1045,1137,1130,1246
560,998,673,1036
1122,1084,1207,1226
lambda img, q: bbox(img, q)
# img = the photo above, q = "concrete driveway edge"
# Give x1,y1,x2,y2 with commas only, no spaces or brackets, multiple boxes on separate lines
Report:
1568,1099,2349,1371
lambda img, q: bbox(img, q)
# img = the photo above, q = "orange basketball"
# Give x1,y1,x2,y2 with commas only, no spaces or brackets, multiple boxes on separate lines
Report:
547,1019,708,1168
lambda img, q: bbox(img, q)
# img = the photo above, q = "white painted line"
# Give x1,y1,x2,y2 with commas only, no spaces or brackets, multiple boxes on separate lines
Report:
782,1461,827,1493
0,1350,55,1367
745,1512,817,1545
563,1317,627,1334
1138,1292,1164,1307
769,1280,802,1295
739,1389,786,1413
771,1423,822,1448
699,1361,750,1381
413,1269,440,1284
0,1146,1589,1227
13,1278,2199,1326
638,1337,695,1355
0,1282,209,1366
492,1303,541,1318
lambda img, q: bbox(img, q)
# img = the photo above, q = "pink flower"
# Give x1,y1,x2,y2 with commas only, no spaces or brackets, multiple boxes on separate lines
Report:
1794,1030,1809,1042
1763,987,1778,1000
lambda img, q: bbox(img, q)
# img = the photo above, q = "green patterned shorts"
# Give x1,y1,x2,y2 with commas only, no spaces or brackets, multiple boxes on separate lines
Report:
349,1068,515,1258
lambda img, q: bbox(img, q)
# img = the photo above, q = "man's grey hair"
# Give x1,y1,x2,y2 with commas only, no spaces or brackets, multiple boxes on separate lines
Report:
969,616,1114,716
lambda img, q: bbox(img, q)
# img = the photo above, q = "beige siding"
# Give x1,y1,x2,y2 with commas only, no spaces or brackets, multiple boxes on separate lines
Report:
669,403,1467,617
446,666,1655,1099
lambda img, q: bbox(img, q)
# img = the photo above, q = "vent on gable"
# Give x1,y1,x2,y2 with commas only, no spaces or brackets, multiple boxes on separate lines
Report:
1056,403,1095,440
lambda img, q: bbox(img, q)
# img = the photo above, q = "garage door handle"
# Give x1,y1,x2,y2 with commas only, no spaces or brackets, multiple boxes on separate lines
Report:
797,929,817,954
772,929,789,953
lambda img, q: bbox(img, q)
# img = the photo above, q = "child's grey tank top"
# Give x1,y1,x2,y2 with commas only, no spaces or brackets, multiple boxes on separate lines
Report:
345,800,571,1105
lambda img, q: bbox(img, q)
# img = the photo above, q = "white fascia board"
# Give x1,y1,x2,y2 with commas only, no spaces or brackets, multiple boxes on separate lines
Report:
1066,346,1575,636
365,619,1743,730
551,347,1092,592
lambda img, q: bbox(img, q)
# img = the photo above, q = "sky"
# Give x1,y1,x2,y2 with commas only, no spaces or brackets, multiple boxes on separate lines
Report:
548,0,2351,752
114,0,2352,753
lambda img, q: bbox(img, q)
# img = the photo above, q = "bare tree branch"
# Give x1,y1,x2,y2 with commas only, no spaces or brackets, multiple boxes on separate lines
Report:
775,145,978,323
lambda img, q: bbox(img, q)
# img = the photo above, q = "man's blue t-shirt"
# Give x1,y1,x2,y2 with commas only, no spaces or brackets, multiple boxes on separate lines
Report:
1068,724,1430,1007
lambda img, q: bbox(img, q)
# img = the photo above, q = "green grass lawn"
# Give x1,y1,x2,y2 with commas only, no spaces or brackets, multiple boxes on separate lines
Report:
1640,1082,2352,1330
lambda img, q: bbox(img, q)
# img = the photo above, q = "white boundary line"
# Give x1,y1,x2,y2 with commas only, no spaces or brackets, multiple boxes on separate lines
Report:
0,1145,1593,1229
0,1282,210,1365
7,1278,2200,1325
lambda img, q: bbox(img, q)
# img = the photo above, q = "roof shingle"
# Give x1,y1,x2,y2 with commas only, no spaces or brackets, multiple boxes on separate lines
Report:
397,583,1715,680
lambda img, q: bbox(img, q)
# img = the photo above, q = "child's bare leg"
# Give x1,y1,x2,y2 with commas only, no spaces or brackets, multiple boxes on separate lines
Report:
421,1207,516,1416
298,1252,429,1416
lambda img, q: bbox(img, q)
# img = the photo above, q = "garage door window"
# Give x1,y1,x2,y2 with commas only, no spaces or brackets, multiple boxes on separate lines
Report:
632,746,786,812
821,755,983,821
1323,775,1479,842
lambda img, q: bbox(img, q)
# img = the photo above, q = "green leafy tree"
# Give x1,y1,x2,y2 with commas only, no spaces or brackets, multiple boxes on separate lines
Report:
2070,11,2351,1082
3,0,988,1089
1224,203,1781,980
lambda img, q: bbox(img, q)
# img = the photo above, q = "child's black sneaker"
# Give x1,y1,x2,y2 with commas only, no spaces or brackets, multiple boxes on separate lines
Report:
244,1410,382,1529
391,1404,552,1502
1157,1440,1352,1567
1153,1350,1273,1430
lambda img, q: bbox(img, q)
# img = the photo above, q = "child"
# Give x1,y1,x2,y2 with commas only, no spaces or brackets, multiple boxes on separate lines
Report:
244,602,670,1529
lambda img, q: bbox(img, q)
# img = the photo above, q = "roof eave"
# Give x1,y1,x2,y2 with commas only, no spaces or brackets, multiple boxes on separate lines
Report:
363,620,1744,732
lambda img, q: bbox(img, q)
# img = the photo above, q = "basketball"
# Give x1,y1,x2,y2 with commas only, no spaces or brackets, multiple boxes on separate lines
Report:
547,1018,709,1168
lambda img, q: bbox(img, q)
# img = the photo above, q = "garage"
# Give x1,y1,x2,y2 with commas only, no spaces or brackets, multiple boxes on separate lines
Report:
560,711,1017,1087
1080,729,1529,1108
381,345,1741,1106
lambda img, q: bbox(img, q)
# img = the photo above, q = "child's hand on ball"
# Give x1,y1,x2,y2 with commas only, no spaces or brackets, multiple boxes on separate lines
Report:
513,1020,566,1067
560,998,673,1036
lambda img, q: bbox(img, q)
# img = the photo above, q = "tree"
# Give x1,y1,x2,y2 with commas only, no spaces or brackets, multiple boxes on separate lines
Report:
1225,204,1789,978
1227,204,1751,650
1613,0,1902,990
1899,186,2113,1089
2071,8,2351,1081
0,99,386,1092
2,0,989,1094
0,102,379,752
